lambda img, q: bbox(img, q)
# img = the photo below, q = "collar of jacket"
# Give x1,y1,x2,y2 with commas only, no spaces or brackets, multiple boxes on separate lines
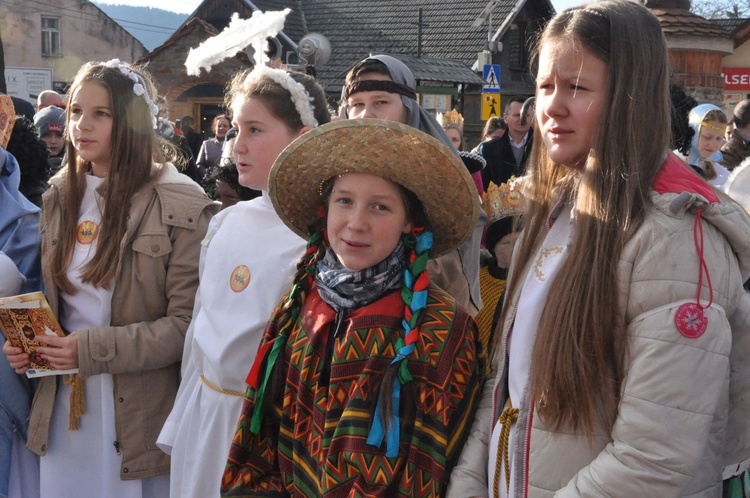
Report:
45,162,214,230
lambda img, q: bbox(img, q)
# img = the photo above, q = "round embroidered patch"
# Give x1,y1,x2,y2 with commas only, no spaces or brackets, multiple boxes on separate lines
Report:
674,302,708,338
76,220,98,245
229,265,251,293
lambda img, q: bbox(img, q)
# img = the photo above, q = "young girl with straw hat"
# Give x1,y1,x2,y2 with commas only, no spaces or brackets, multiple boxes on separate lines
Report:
221,118,486,497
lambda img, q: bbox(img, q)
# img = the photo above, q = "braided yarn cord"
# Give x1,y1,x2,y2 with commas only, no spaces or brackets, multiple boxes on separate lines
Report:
367,227,433,457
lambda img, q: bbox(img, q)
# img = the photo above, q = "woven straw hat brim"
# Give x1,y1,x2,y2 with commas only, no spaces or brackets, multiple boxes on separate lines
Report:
269,118,480,257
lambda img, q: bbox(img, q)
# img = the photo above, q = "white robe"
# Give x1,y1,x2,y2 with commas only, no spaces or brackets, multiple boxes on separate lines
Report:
42,174,169,498
488,205,572,498
157,195,306,498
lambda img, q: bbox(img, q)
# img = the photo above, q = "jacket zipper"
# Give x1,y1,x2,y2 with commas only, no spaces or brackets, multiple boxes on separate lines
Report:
522,396,534,498
492,198,562,497
517,196,564,497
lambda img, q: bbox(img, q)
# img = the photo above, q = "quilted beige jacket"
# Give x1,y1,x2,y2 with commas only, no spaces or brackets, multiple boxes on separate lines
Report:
448,177,750,497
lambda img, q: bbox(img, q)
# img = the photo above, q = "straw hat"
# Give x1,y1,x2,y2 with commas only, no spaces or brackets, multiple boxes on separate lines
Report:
269,118,480,257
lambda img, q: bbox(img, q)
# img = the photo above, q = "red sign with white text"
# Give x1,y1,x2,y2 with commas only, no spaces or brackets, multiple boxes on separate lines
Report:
723,67,750,90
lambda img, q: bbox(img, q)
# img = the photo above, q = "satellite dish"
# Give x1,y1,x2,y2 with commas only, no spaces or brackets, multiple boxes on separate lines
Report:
297,33,331,68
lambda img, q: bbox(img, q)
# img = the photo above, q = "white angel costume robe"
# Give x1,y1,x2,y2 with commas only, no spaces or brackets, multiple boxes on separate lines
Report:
157,195,306,498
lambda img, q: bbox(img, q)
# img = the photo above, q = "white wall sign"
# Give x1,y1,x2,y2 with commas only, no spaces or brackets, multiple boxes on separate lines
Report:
5,66,53,107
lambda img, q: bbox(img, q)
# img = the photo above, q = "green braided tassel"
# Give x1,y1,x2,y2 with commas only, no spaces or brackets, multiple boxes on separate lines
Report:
249,334,287,434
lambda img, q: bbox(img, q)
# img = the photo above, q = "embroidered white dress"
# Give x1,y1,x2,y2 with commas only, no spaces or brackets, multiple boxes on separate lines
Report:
487,204,572,498
157,195,306,498
41,174,169,498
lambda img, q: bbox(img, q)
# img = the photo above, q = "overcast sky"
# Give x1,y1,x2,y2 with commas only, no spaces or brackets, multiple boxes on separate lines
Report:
100,0,583,16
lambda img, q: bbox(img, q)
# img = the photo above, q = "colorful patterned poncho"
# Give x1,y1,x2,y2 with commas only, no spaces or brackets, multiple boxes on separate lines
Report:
222,283,485,497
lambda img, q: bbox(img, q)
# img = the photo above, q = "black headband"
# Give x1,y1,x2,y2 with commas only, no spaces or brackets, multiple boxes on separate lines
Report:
343,79,417,101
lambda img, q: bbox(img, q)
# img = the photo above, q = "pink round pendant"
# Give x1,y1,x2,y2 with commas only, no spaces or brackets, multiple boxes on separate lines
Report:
674,302,708,338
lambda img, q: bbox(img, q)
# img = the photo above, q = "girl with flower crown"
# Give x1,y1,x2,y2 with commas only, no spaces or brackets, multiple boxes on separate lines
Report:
156,66,331,498
447,2,750,497
221,119,485,497
2,60,217,496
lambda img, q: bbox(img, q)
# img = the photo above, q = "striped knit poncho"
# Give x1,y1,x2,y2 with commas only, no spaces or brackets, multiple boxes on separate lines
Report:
222,283,485,497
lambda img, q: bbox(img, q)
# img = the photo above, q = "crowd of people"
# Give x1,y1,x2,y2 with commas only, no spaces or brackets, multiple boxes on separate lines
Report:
1,1,750,497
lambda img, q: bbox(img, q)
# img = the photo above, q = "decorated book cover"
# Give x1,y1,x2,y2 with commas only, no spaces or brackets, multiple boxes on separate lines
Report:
0,291,78,378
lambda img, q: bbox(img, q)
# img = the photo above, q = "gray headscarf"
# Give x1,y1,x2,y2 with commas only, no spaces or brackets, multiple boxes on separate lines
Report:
339,55,458,154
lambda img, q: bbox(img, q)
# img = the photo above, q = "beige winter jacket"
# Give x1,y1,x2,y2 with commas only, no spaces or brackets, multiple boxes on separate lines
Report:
26,163,218,479
447,174,750,497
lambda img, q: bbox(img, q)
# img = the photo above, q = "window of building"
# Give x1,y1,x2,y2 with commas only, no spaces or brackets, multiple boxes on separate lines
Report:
420,94,452,114
41,17,61,57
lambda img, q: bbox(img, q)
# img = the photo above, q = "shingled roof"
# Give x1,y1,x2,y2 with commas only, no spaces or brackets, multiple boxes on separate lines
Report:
161,0,553,94
143,17,218,61
301,0,554,92
650,8,733,37
382,54,486,85
714,17,750,47
712,18,747,33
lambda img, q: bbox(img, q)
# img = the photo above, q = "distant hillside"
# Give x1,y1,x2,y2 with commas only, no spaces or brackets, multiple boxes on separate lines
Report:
92,3,188,51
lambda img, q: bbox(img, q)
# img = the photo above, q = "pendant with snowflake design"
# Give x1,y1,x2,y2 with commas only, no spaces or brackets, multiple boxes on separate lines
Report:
674,302,708,338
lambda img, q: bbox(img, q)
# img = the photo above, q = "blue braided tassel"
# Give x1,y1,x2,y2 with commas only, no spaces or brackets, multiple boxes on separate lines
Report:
367,382,402,457
366,228,433,458
366,343,415,457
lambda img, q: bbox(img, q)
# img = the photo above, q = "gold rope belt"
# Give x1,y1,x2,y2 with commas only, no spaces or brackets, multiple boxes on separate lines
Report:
200,374,244,397
493,398,519,498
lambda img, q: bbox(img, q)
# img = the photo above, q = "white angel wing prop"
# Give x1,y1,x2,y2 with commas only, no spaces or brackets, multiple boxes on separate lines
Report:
185,8,290,76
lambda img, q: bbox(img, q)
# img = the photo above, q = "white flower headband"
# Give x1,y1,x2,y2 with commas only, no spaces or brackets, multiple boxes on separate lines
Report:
86,59,160,128
245,65,318,128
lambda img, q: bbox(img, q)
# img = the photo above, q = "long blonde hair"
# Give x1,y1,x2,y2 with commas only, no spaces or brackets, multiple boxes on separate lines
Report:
498,0,671,433
50,62,165,293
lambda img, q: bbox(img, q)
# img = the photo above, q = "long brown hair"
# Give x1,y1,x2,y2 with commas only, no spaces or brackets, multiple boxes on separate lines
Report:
50,62,165,293
497,0,671,433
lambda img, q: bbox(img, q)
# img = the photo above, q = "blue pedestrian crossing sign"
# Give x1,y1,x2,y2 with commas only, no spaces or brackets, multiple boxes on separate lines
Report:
483,64,501,93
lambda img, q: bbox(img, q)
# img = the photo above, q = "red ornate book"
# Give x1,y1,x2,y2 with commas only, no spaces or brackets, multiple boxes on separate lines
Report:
0,291,77,378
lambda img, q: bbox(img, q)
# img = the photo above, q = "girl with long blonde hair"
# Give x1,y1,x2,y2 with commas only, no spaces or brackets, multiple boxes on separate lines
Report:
448,2,750,496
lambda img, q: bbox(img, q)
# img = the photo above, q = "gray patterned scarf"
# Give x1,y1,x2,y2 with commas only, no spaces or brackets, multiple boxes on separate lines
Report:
315,240,406,312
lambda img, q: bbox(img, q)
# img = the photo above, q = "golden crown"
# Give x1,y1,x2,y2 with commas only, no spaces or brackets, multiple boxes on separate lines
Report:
437,109,463,128
482,179,526,223
0,95,16,150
